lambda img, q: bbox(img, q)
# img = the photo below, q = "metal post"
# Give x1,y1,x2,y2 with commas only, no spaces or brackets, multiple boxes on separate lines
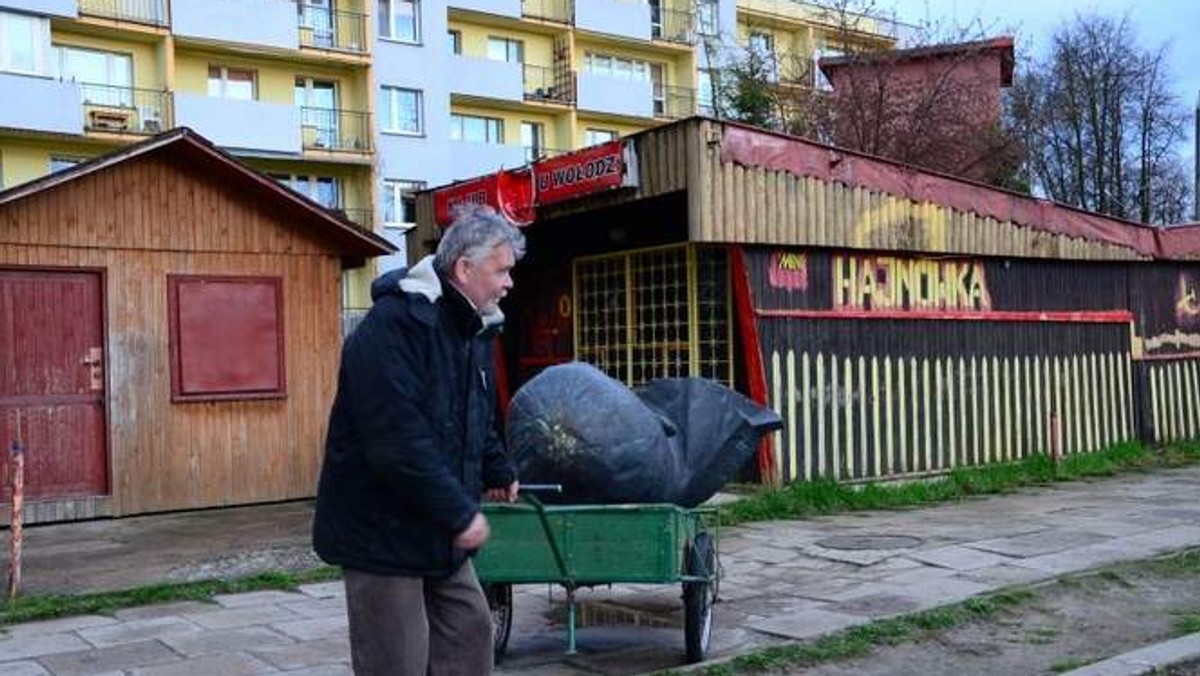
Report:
565,586,577,655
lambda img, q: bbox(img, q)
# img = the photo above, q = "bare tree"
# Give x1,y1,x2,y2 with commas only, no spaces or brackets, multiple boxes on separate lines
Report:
717,1,1025,189
1010,13,1190,224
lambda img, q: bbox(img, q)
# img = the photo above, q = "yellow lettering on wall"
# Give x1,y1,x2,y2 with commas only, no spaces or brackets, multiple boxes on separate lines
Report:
833,255,993,313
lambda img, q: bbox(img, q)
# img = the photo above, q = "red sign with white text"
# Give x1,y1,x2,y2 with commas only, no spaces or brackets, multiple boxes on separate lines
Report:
534,141,629,206
433,168,534,226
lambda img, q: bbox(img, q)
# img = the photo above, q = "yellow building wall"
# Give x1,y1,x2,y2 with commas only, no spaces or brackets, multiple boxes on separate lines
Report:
450,21,557,67
50,29,165,89
0,139,112,188
572,117,645,146
450,103,566,148
174,50,369,109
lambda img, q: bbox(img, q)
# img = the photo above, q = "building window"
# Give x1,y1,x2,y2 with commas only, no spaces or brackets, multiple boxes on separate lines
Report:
1,12,50,75
584,52,650,81
448,29,461,55
58,45,133,107
584,128,617,145
270,173,341,209
380,0,420,43
207,66,257,100
813,47,844,90
520,121,544,162
383,179,425,227
487,36,523,63
748,31,774,57
697,0,718,35
168,275,286,402
49,156,82,173
450,114,504,144
380,86,422,134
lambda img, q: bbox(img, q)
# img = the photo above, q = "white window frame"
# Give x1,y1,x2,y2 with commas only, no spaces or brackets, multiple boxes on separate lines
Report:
1,12,51,76
380,86,422,135
584,128,617,145
207,65,257,100
382,179,425,228
450,113,504,144
486,36,523,63
379,0,420,43
584,52,652,81
57,45,133,107
269,173,342,209
696,0,718,36
448,29,461,55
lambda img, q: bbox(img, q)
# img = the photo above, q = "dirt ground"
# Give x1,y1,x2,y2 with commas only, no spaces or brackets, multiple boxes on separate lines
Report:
781,553,1200,676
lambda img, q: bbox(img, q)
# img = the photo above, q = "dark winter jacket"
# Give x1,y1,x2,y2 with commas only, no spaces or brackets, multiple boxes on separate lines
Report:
312,256,517,577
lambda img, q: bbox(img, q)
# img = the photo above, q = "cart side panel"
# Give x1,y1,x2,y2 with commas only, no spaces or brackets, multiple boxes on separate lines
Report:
477,504,699,584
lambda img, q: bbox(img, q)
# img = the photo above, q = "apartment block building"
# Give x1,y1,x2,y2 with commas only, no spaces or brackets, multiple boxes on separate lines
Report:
0,0,898,310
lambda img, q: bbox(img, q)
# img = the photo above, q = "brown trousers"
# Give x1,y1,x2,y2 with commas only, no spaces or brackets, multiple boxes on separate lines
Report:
344,560,493,676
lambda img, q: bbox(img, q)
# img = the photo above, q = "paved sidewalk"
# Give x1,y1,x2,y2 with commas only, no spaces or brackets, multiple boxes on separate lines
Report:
2,465,1200,675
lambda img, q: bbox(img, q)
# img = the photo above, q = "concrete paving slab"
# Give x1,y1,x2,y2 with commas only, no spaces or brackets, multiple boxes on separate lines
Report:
905,544,1015,571
159,626,295,657
113,602,221,622
746,608,862,640
270,616,348,642
250,637,350,671
296,582,344,599
126,653,277,676
0,662,48,676
211,590,308,608
0,634,92,662
76,617,202,649
181,604,305,630
0,616,116,638
969,529,1113,557
36,639,180,676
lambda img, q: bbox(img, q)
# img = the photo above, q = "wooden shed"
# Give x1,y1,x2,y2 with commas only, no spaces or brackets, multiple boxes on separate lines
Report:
415,117,1200,486
0,128,393,523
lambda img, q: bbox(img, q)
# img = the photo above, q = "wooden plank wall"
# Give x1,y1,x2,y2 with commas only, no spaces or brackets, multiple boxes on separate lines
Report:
767,347,1135,483
690,119,1145,262
0,154,343,516
1144,359,1200,444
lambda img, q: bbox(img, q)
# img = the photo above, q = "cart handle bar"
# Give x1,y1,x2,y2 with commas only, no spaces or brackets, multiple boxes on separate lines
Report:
519,484,563,493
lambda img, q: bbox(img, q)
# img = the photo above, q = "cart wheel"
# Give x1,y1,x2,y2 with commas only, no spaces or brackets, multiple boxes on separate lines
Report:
484,583,513,663
683,532,716,664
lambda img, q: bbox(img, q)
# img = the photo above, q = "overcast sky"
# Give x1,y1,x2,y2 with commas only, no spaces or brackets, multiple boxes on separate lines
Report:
882,0,1200,164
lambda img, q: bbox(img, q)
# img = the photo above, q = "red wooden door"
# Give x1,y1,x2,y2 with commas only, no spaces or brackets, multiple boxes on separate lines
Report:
0,270,108,500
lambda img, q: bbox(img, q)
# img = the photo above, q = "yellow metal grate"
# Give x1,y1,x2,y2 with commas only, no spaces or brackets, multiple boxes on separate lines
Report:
574,244,733,387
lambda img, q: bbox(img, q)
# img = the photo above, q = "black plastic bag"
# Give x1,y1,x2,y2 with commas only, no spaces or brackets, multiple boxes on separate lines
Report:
506,362,782,506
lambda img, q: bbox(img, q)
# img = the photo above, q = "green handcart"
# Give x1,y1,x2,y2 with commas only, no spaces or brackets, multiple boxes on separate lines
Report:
476,494,719,664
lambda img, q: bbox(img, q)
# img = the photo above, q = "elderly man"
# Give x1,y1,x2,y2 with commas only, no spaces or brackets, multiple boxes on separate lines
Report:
313,205,524,675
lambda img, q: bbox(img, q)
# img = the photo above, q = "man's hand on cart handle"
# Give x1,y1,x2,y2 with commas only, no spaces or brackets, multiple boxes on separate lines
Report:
486,480,520,503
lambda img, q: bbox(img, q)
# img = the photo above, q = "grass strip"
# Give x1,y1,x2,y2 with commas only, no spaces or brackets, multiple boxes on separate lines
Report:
0,566,341,627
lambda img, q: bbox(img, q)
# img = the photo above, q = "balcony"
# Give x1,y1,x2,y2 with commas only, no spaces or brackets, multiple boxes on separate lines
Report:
79,84,173,135
521,0,571,23
524,145,569,163
575,0,651,41
79,0,168,26
449,141,527,179
7,0,76,18
450,56,523,102
577,71,653,118
651,7,694,44
175,92,302,153
522,64,574,105
653,84,694,119
171,0,297,50
0,73,81,135
298,4,368,54
331,207,373,229
447,0,521,19
300,107,372,152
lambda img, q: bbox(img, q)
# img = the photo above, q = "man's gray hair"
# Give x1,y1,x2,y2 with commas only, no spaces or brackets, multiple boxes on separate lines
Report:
433,205,527,275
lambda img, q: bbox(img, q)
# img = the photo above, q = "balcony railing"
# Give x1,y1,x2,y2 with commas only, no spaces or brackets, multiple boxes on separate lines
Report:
298,5,369,54
524,145,569,163
651,8,695,45
79,84,172,135
78,0,168,26
521,0,572,23
523,64,575,105
334,207,374,229
653,84,695,119
300,107,372,152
